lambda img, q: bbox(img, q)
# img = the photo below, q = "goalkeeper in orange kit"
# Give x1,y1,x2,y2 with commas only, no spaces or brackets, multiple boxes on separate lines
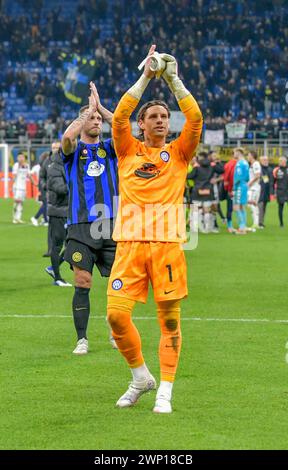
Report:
107,45,203,413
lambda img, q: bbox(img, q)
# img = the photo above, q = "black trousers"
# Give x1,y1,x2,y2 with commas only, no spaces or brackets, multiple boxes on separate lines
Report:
278,201,286,227
226,196,233,224
258,200,268,226
49,216,67,280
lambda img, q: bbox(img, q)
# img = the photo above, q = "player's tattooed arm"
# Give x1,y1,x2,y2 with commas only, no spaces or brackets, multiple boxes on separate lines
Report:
61,90,97,155
90,82,113,126
62,109,92,155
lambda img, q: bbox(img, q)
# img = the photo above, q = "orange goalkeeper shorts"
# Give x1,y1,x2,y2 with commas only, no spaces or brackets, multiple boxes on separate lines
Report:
107,241,187,303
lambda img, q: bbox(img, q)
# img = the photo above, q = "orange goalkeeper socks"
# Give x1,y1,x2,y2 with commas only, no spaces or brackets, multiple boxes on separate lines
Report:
157,300,182,382
107,296,144,368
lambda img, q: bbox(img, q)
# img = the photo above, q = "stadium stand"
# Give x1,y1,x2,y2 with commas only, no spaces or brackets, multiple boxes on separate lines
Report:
0,0,287,142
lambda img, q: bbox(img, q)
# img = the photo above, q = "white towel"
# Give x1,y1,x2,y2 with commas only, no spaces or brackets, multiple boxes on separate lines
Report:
138,52,166,79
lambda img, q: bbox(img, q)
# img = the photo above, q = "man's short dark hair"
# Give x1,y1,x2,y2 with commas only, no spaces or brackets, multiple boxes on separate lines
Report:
79,105,89,116
136,100,170,139
197,151,208,160
249,150,258,159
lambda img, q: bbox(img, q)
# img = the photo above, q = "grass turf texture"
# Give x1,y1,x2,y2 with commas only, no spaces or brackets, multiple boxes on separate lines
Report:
0,198,288,450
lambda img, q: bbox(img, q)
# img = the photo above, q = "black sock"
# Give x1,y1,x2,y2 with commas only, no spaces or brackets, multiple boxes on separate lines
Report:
217,204,225,220
279,203,284,226
73,287,90,340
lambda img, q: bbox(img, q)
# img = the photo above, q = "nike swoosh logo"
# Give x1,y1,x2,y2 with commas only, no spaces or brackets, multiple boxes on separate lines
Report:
136,152,145,156
164,290,175,295
75,307,87,311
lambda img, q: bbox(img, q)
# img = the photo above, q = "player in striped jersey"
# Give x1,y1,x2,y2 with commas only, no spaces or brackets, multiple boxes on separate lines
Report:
61,82,118,354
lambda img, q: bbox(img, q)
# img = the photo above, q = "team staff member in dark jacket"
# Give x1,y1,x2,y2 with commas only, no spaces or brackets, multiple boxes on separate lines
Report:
39,143,61,256
208,150,225,232
273,156,288,227
46,146,71,287
188,151,222,233
61,82,118,355
259,156,274,228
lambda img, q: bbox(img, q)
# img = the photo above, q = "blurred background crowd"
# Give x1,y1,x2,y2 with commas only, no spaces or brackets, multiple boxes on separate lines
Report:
0,0,287,142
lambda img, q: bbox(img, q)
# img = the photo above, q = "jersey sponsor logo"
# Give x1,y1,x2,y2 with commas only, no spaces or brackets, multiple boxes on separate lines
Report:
160,151,170,162
134,163,160,179
72,251,82,262
87,161,105,177
97,148,106,158
112,278,123,290
80,150,88,160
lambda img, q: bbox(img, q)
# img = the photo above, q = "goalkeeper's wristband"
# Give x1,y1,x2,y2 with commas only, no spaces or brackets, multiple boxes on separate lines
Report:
127,74,151,100
164,76,190,101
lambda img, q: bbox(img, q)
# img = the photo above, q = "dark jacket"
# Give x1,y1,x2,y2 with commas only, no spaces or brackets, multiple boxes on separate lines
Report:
259,164,274,203
273,166,288,204
188,158,222,201
39,152,52,202
47,152,68,217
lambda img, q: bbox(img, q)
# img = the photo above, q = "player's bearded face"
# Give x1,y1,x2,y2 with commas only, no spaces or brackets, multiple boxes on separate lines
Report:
85,111,102,137
139,105,169,139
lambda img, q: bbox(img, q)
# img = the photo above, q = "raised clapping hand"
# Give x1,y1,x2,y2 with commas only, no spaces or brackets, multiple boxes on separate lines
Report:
88,81,98,114
161,54,178,84
90,81,101,109
143,44,157,79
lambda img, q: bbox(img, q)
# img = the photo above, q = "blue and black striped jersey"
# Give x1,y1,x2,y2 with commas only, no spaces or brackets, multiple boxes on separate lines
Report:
61,139,118,225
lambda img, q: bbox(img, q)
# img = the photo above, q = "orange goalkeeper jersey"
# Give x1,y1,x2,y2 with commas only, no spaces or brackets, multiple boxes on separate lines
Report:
112,92,203,242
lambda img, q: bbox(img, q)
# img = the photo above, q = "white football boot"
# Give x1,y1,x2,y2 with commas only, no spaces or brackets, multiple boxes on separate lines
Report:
31,216,39,226
73,338,88,355
54,279,72,287
153,391,172,414
116,374,156,408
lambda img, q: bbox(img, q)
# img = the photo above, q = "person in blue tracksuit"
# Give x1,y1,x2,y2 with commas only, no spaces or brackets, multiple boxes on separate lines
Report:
233,147,249,234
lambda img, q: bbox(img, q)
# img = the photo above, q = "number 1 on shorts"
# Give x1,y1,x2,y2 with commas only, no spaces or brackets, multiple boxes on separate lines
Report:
166,264,173,282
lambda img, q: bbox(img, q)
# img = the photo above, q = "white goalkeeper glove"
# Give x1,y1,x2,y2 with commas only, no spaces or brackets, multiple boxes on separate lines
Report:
161,54,189,101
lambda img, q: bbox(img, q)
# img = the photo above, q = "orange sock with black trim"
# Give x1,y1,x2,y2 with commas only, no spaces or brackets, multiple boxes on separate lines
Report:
107,296,144,368
157,300,182,382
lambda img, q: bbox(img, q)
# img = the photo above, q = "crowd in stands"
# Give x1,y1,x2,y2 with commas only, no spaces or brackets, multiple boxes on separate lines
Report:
0,0,287,142
0,116,67,142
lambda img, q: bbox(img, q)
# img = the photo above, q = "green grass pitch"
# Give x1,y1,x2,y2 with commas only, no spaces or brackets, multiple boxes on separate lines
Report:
0,198,288,450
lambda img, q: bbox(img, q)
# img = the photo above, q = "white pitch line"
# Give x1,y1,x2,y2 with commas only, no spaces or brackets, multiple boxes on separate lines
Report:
1,314,288,324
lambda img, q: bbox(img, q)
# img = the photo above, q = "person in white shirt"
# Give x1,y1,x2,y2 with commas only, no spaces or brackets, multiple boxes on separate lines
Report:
247,150,261,230
30,162,40,179
12,153,33,224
